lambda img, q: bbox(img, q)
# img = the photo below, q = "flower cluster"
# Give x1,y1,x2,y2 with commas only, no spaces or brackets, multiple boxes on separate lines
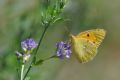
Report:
56,41,72,59
16,38,37,63
21,38,37,52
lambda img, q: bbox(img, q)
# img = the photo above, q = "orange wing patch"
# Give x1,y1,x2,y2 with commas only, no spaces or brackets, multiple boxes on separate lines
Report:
76,29,106,47
77,31,96,43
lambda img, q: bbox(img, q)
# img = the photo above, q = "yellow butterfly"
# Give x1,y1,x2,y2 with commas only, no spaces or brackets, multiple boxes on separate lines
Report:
70,29,106,63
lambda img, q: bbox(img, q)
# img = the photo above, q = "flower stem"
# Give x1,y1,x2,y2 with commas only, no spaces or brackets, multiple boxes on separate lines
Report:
34,25,49,56
21,64,25,80
23,24,50,80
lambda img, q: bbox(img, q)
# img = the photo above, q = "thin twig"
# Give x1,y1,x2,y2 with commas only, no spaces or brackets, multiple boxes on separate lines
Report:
23,24,49,80
23,7,57,79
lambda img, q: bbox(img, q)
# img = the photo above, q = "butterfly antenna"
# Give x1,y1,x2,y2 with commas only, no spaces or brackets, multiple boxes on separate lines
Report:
64,26,72,35
64,26,73,43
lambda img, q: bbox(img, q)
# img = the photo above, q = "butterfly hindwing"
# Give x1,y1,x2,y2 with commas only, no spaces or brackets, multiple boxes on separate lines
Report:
70,35,97,63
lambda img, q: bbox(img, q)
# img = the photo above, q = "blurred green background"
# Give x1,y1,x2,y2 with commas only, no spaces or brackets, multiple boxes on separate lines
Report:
0,0,120,80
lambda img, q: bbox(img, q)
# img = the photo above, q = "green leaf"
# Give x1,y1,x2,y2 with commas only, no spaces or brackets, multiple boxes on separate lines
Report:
34,60,44,66
53,17,64,24
33,57,36,65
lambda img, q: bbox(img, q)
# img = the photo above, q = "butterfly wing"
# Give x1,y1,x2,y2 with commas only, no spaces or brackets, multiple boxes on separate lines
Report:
70,29,106,63
77,29,106,47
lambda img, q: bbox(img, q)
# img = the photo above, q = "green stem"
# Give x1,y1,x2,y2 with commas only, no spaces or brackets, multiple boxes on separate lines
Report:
34,26,49,56
21,64,25,80
23,6,57,79
44,55,57,61
23,24,50,80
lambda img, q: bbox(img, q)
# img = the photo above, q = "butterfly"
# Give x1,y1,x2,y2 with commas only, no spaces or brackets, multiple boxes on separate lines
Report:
70,29,106,63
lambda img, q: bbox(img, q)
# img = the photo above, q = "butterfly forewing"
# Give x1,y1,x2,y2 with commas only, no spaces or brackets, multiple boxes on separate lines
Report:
77,29,106,47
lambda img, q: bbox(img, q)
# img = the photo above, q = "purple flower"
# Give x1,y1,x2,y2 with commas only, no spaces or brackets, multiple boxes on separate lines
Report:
56,41,72,59
21,38,38,51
